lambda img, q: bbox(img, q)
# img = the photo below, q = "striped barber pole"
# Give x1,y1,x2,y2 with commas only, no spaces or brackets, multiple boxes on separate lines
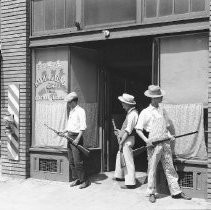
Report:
7,84,19,160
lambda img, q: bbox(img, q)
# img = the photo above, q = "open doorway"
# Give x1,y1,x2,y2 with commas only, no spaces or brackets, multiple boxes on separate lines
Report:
75,37,153,173
102,37,153,172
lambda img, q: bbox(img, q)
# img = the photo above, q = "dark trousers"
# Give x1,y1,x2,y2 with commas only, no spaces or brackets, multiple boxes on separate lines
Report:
68,134,86,183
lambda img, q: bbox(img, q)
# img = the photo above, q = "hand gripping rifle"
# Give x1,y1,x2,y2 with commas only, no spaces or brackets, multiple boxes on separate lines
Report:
44,124,90,157
112,119,126,168
133,131,198,157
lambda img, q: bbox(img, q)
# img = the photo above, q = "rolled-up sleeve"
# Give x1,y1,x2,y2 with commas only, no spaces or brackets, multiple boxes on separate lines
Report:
79,109,87,131
124,112,138,135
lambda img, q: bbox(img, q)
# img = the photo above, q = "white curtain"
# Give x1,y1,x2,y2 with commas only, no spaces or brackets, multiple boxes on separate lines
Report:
34,101,67,147
162,103,207,160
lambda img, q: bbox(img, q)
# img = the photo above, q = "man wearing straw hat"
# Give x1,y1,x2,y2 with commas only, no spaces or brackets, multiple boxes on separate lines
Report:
60,92,90,189
135,85,191,203
113,93,138,189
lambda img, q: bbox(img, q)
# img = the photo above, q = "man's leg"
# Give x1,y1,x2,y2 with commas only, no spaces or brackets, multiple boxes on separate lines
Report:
121,144,136,188
147,145,162,202
68,145,80,187
114,151,125,181
161,143,191,200
70,137,90,189
160,143,181,195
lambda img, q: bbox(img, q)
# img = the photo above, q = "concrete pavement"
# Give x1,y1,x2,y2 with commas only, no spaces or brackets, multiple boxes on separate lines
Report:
0,172,210,210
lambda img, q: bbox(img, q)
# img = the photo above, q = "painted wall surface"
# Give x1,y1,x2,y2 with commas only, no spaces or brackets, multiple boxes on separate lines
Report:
160,33,208,105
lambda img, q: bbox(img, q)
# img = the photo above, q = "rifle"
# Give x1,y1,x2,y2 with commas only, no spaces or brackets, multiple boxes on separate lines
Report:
112,119,126,168
44,124,90,157
133,131,198,157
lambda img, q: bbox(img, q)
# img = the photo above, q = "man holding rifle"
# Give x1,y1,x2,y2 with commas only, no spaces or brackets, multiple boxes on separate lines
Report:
135,85,191,203
59,92,90,189
113,93,138,189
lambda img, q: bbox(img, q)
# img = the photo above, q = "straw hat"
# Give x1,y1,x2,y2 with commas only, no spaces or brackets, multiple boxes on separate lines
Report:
64,92,78,102
118,93,136,105
144,85,165,98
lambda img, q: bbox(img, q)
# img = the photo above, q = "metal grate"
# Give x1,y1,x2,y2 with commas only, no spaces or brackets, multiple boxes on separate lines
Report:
178,171,193,188
39,158,57,172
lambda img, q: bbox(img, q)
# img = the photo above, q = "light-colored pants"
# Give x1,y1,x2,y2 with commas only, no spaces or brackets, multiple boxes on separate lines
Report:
114,137,136,186
147,142,181,196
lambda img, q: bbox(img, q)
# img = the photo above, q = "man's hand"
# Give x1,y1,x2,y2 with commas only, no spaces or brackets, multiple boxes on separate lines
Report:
170,135,176,141
119,143,123,152
73,138,80,146
114,129,121,136
146,138,154,147
57,130,67,135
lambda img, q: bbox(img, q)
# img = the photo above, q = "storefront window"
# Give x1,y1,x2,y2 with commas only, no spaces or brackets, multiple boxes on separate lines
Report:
145,0,157,18
191,0,206,12
45,0,54,30
159,33,208,160
33,47,69,147
143,0,208,20
32,0,76,34
84,0,136,26
159,0,173,16
174,0,189,14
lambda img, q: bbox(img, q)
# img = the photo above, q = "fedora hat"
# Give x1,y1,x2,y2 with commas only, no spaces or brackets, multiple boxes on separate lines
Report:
144,85,165,98
118,93,136,105
64,92,78,102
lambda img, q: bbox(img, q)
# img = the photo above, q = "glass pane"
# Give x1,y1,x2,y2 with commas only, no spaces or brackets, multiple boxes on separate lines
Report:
145,0,157,18
191,0,205,12
33,0,44,32
55,0,65,29
159,0,173,16
84,0,136,26
66,0,76,28
45,0,55,30
174,0,189,14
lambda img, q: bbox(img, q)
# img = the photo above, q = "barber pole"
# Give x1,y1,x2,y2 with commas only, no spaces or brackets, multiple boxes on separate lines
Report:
7,84,19,160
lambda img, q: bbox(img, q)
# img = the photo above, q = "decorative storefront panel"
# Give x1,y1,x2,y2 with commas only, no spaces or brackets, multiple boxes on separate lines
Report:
33,47,69,147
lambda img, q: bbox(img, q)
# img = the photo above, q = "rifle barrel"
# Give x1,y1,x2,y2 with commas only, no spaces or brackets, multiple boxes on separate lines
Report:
44,124,90,157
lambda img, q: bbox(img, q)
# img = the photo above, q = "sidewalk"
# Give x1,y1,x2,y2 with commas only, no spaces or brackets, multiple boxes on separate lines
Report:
0,172,209,210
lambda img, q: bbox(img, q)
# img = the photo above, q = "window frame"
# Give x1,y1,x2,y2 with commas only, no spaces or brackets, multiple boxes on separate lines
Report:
31,0,78,36
142,0,209,25
30,0,209,37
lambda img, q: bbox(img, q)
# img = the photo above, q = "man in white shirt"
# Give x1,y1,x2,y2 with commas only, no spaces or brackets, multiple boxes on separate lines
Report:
113,93,138,189
61,92,90,189
135,85,191,203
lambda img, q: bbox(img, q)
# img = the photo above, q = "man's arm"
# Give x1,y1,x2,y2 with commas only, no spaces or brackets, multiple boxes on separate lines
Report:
73,130,84,145
135,110,153,146
73,108,86,145
136,129,153,146
119,131,128,151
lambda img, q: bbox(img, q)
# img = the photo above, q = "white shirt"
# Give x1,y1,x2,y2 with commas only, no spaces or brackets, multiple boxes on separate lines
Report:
65,105,87,133
135,104,170,133
121,107,138,135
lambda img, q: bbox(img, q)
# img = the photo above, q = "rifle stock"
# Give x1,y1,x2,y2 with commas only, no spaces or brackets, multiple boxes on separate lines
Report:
44,124,90,157
133,131,198,157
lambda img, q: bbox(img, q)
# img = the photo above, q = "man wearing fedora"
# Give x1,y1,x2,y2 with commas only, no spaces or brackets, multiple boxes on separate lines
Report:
60,92,90,189
113,93,139,189
135,85,191,203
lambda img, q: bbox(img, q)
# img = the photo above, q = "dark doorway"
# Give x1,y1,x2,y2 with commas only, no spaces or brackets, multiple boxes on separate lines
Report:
102,37,152,172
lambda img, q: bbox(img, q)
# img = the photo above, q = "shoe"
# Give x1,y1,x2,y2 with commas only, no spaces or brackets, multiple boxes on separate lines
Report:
120,185,136,189
172,192,191,200
112,177,125,181
79,180,91,189
70,179,81,187
149,194,156,203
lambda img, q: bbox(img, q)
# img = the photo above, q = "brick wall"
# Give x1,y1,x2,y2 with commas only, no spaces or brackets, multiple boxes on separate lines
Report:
0,0,31,178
